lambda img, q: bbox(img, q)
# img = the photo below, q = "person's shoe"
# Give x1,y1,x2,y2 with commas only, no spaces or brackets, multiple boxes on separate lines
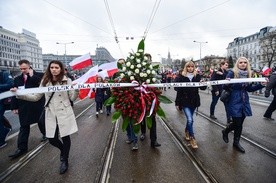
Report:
210,115,217,120
59,159,69,174
8,149,27,159
233,143,245,153
190,137,198,149
40,135,47,142
151,141,161,148
222,130,229,143
140,133,145,141
126,140,133,144
100,110,103,114
263,117,275,121
185,131,190,141
96,112,99,118
132,143,138,150
0,142,7,149
106,112,110,116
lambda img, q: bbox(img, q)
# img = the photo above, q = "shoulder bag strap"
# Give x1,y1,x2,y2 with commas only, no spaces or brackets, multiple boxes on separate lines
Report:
45,92,55,107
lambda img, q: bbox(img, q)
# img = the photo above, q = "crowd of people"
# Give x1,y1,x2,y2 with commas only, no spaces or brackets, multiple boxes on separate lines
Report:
0,56,275,175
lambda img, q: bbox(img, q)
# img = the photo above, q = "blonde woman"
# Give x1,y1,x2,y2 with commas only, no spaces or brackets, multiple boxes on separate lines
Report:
175,61,206,149
222,57,266,153
11,60,79,174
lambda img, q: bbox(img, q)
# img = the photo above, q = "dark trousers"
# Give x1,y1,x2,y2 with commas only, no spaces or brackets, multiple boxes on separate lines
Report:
226,115,245,143
264,95,276,118
96,102,103,112
48,125,71,160
210,92,231,120
17,121,45,151
141,116,157,143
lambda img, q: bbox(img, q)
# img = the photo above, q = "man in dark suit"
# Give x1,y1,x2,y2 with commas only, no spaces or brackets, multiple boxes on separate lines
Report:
9,60,45,158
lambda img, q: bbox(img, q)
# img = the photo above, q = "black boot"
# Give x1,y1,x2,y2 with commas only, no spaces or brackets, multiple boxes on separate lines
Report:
222,130,229,143
222,122,235,143
60,157,69,174
233,126,245,153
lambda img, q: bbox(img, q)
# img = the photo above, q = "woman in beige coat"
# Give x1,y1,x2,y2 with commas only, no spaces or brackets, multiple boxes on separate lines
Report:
13,60,79,174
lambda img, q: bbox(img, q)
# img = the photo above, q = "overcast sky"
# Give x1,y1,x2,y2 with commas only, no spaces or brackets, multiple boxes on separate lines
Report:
1,0,275,62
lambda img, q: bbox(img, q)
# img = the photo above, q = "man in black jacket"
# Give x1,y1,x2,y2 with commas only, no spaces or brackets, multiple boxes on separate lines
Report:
209,61,232,123
263,66,276,120
9,60,45,158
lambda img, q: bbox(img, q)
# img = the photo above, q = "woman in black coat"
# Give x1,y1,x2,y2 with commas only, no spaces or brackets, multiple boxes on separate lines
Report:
175,61,206,149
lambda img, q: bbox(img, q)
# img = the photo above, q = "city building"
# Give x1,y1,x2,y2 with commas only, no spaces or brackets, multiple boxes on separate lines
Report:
227,26,276,69
0,26,43,76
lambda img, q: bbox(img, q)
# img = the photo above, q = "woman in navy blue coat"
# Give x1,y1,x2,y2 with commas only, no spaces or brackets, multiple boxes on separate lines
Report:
222,57,266,153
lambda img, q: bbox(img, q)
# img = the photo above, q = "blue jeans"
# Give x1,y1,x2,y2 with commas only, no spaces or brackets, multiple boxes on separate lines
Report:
126,121,137,143
0,106,10,144
96,102,103,112
183,107,196,137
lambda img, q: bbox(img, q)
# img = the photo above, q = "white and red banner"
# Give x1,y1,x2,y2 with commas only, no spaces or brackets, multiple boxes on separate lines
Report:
69,53,92,70
99,61,118,77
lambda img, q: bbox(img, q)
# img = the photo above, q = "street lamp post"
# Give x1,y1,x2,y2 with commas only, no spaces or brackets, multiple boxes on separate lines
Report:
56,42,74,67
193,40,208,73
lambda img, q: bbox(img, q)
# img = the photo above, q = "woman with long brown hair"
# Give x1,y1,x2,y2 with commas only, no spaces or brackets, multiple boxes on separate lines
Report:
12,60,79,174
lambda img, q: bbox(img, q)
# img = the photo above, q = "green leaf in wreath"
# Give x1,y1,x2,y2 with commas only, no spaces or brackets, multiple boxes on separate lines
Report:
158,95,173,104
146,116,152,129
153,64,159,70
112,110,122,123
117,62,123,69
104,96,116,106
156,106,166,119
133,122,141,134
122,116,129,132
137,39,145,51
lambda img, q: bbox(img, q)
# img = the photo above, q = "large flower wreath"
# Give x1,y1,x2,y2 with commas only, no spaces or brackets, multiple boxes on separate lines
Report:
105,39,172,133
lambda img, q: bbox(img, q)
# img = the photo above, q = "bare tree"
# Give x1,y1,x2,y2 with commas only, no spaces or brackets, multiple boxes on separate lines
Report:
259,31,276,68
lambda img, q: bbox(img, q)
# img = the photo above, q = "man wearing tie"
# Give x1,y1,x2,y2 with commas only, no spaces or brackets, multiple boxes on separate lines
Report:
9,60,45,159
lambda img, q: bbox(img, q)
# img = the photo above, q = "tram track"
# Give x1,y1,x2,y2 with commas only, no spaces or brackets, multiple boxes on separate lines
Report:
197,111,276,159
0,101,95,183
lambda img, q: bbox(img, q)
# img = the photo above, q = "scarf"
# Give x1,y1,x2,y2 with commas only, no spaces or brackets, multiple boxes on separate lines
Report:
187,73,194,81
238,69,248,78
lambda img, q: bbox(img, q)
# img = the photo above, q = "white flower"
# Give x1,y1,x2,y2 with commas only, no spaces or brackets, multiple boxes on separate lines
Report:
130,56,135,59
140,73,144,77
130,76,135,80
136,52,140,56
142,62,146,66
144,73,148,77
135,69,140,73
137,64,141,68
149,65,153,69
128,71,132,76
122,67,126,71
130,65,134,69
152,78,156,82
146,79,150,83
144,56,148,60
138,49,144,52
120,73,125,78
146,70,151,74
151,70,156,75
136,59,141,63
126,62,131,67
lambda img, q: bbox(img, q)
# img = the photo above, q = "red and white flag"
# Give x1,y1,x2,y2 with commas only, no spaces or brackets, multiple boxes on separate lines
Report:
99,61,118,77
262,66,271,76
73,61,118,99
69,53,92,70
